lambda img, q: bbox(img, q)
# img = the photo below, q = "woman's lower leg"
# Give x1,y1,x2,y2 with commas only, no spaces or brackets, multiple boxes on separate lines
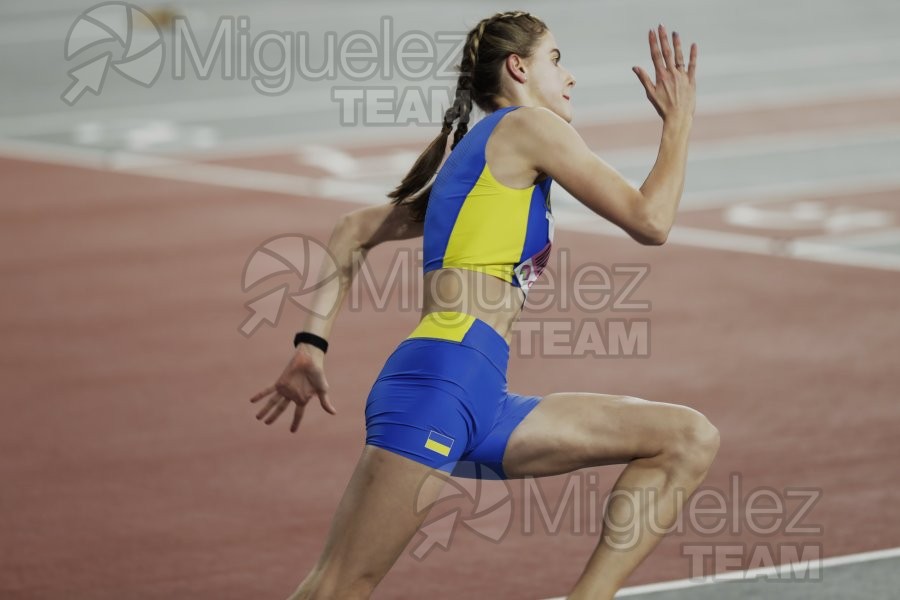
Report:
567,428,719,599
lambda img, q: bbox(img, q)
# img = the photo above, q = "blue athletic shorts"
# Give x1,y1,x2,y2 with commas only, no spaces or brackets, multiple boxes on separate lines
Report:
364,311,542,480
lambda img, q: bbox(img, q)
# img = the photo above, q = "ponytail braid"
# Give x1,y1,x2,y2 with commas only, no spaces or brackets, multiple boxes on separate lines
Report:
388,11,548,222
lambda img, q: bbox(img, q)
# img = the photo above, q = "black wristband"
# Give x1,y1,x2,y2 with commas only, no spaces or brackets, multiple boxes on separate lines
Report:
293,331,328,353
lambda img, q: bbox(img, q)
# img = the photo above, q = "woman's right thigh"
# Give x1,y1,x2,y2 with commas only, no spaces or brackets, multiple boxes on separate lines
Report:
298,444,449,599
501,392,719,480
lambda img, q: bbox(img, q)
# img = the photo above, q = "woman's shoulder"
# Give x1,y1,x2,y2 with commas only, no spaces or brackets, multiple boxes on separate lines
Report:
507,105,567,129
492,105,568,146
485,107,561,187
491,106,569,148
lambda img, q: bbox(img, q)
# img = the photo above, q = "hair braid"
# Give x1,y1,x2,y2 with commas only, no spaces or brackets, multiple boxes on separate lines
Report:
388,11,548,221
444,23,481,149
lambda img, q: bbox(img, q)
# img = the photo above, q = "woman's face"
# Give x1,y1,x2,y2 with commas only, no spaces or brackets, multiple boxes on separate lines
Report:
525,31,576,122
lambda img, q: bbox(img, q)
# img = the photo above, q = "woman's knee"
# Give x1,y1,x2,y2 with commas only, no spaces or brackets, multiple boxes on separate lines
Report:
661,406,720,472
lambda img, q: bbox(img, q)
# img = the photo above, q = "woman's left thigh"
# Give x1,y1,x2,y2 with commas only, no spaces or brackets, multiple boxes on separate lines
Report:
501,392,715,479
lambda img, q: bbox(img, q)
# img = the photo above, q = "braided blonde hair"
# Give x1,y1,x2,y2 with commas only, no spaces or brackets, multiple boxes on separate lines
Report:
388,11,548,221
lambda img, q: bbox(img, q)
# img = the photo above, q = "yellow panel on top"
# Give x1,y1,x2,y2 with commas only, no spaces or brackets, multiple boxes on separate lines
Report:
443,164,533,283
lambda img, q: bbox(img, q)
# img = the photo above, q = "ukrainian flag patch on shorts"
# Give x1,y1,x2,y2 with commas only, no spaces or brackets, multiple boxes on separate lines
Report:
424,430,454,456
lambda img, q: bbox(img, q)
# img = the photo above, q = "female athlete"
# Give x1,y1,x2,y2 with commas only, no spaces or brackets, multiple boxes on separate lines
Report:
250,11,719,600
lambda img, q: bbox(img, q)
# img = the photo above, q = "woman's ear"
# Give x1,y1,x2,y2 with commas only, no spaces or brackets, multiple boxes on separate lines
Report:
505,53,528,83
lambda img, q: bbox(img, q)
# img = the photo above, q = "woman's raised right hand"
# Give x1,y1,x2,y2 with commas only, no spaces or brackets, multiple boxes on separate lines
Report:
632,24,697,123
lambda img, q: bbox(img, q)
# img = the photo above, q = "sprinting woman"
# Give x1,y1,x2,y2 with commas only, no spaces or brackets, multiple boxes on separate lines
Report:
250,11,719,600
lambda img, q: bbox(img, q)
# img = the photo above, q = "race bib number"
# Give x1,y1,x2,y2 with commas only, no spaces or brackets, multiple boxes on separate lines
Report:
514,241,552,292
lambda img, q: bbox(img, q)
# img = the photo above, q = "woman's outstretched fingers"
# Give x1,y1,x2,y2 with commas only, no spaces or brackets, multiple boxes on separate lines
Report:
632,65,652,93
318,390,337,415
250,385,275,403
290,402,306,432
657,24,674,70
306,367,336,415
648,28,664,76
673,31,685,70
688,42,698,80
264,397,290,424
255,395,280,420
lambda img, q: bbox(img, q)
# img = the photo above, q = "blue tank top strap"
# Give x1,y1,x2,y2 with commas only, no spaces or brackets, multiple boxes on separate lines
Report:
463,105,521,153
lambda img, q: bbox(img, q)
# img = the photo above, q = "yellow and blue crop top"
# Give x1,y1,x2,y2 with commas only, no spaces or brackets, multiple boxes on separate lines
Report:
423,105,555,299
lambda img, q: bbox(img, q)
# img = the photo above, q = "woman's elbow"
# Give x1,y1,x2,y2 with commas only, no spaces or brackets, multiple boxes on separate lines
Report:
641,226,669,245
632,215,670,246
335,211,365,246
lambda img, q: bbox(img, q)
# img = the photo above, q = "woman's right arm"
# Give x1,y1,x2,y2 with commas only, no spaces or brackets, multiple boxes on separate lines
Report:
297,200,425,346
249,200,423,431
519,25,696,245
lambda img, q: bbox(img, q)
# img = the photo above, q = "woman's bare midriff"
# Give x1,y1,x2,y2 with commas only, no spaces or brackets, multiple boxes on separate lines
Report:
422,268,524,346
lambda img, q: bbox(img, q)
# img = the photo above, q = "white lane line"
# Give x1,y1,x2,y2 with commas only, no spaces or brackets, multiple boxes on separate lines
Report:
180,115,900,164
128,161,385,203
550,172,900,217
120,160,900,272
0,86,335,136
677,173,900,213
0,138,183,170
602,124,900,169
10,76,897,163
790,241,900,271
105,81,898,162
540,545,900,599
2,135,899,273
162,78,900,158
797,227,900,247
555,203,900,272
31,118,899,213
723,202,893,233
114,123,440,161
